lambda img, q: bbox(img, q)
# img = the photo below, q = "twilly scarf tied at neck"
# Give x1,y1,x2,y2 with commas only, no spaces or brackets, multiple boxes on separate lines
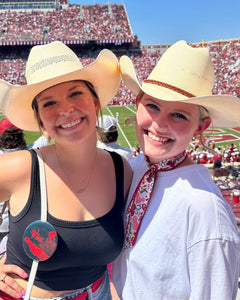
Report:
124,150,188,249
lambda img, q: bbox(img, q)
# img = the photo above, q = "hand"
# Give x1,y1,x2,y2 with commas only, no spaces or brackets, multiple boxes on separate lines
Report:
0,255,28,299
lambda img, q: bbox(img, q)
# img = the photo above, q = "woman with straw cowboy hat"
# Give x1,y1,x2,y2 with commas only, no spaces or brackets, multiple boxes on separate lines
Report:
0,41,132,300
112,40,240,299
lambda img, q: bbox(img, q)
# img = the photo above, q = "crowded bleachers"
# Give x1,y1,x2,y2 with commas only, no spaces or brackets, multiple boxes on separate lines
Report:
0,4,134,44
194,40,240,96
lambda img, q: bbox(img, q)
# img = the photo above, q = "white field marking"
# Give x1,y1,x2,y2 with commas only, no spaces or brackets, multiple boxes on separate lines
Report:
106,107,133,149
209,134,240,142
230,128,240,134
126,106,137,114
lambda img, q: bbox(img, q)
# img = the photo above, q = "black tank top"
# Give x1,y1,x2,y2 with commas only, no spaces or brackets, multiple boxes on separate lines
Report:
6,149,125,291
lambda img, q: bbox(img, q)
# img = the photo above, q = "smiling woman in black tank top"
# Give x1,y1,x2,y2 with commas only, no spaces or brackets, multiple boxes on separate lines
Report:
0,41,132,300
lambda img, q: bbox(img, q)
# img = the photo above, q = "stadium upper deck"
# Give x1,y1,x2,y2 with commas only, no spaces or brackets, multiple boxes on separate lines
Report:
0,0,68,10
0,3,134,45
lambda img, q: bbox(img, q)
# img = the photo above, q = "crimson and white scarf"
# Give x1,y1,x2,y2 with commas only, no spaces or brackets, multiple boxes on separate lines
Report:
124,150,188,249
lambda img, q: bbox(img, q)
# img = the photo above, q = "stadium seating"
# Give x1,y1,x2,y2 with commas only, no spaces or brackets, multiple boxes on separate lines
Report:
0,4,134,44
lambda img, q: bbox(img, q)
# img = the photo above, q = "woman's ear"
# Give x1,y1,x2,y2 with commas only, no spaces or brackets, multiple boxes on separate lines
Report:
194,117,211,137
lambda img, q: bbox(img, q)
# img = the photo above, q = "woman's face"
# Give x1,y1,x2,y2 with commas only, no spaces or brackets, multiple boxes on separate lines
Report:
136,94,210,163
36,81,99,144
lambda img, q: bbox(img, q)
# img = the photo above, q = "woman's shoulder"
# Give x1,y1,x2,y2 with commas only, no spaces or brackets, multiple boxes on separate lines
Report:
0,149,32,179
100,148,133,178
0,148,31,162
0,150,32,201
97,148,133,201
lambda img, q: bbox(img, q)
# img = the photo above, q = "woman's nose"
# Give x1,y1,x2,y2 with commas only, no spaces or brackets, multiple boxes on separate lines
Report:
58,100,74,115
154,114,169,131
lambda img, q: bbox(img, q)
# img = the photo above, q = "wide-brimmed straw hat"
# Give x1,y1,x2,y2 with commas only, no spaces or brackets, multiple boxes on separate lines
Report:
120,40,240,128
0,41,121,131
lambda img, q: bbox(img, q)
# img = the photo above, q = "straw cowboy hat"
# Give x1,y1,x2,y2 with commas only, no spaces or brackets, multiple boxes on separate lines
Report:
0,41,121,131
120,40,240,128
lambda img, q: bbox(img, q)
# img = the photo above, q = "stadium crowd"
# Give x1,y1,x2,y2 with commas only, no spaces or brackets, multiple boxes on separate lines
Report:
0,4,134,43
189,141,240,164
132,140,240,166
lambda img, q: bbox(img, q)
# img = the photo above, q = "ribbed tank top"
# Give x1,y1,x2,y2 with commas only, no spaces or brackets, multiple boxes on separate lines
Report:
6,149,124,290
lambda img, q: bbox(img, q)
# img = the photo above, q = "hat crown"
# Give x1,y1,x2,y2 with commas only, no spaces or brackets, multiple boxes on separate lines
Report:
147,41,215,97
26,41,83,85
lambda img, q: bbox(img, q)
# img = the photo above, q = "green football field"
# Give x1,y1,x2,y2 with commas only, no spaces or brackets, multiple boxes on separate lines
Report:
1,106,240,150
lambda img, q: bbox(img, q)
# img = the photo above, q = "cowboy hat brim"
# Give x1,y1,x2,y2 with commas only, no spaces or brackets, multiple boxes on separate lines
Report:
120,55,240,128
0,49,120,132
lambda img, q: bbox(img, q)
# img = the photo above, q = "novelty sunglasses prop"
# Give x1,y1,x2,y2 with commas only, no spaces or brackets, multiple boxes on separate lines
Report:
23,153,58,300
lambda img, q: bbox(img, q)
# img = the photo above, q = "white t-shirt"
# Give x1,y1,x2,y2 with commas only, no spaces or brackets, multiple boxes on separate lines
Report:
112,154,240,300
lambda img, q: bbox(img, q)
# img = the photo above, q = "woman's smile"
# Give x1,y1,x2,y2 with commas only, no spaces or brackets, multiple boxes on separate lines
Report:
59,117,83,130
145,130,172,144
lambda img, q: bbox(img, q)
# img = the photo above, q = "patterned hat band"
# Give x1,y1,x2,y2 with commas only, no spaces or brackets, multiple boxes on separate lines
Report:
27,55,79,78
144,79,196,98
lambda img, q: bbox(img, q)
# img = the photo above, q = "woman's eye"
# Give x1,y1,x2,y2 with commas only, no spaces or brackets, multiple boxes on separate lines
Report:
173,113,187,120
146,103,159,110
43,101,55,108
70,91,83,98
